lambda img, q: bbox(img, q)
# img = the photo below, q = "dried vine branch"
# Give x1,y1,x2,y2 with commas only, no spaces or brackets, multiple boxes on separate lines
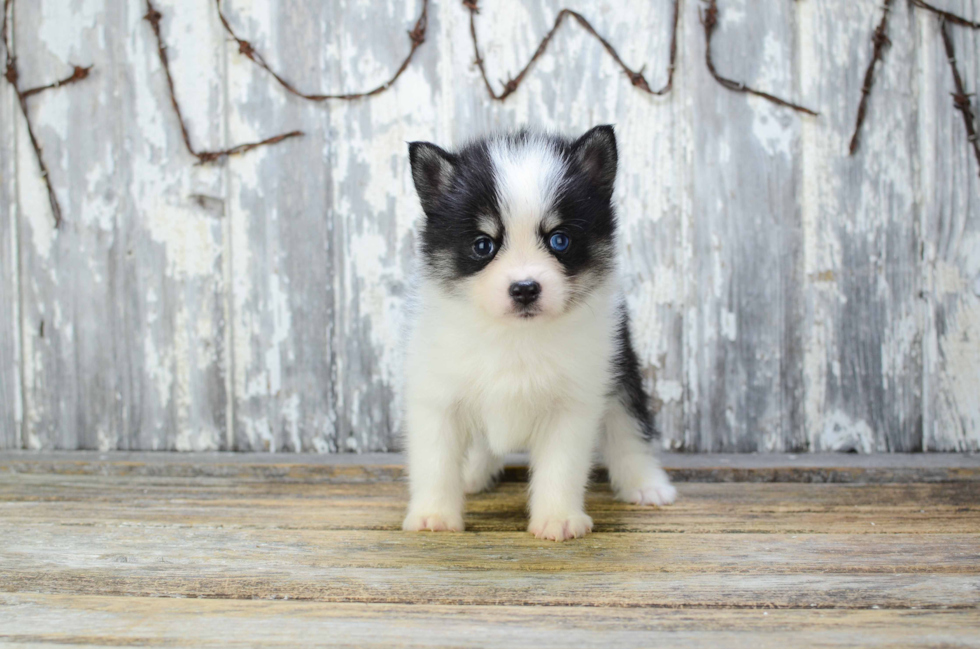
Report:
463,0,679,101
144,0,302,164
849,0,894,155
700,0,817,116
215,0,429,101
22,64,91,99
2,0,93,228
913,0,980,29
939,20,980,178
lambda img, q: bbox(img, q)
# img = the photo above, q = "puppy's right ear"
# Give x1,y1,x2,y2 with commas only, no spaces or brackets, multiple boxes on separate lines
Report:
408,142,456,214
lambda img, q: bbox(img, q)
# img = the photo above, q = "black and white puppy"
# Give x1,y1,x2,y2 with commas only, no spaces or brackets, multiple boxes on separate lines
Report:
402,126,675,541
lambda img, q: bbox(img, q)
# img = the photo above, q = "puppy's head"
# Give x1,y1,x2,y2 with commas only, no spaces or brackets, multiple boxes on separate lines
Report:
409,126,617,321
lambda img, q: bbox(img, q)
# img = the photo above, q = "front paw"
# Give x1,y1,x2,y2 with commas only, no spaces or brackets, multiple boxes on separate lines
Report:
402,510,465,532
528,512,593,541
620,471,677,506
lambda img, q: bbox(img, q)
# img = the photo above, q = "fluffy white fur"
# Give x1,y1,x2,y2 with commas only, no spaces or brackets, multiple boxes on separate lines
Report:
402,134,675,541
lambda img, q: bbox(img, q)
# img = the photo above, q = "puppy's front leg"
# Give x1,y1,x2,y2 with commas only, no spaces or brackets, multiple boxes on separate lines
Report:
527,408,601,541
402,401,466,532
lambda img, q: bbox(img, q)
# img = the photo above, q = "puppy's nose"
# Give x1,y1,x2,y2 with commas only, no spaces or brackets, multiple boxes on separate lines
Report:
509,280,541,306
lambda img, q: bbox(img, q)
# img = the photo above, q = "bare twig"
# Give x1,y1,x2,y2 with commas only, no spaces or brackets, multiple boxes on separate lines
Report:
464,0,679,101
849,0,894,155
939,20,980,178
2,0,93,228
700,0,817,116
215,0,429,101
913,0,980,29
144,0,302,164
22,64,91,98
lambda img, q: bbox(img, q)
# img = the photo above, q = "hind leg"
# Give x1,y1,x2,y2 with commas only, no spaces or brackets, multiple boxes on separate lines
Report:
463,433,505,494
602,398,676,506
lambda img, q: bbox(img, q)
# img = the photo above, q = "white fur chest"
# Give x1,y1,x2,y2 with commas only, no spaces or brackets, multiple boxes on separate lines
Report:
407,288,618,454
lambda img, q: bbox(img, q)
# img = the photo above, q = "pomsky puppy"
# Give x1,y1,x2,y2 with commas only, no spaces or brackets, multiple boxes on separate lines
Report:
402,125,675,541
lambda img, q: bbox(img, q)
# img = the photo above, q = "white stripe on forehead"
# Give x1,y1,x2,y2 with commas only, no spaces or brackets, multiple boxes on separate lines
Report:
488,136,566,230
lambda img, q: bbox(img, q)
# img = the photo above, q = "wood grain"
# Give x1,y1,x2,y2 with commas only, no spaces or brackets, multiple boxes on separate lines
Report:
917,2,980,451
799,0,923,452
1,475,978,610
3,595,979,648
685,0,806,452
1,466,978,642
0,36,19,450
1,0,979,451
224,0,335,453
2,476,978,534
14,0,229,451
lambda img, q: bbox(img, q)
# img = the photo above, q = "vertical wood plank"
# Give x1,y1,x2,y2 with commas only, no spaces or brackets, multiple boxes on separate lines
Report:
0,40,21,448
684,0,806,451
225,0,338,452
16,0,117,449
799,0,923,452
17,0,228,450
324,0,442,452
122,0,229,450
917,1,980,451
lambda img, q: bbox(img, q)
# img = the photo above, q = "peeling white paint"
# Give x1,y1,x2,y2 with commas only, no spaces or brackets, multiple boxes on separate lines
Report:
655,380,683,404
820,410,875,454
5,0,978,454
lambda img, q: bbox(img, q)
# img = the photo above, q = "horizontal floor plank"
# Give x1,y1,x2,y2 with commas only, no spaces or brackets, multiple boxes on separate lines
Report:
2,451,978,483
2,594,979,648
2,476,977,533
2,524,978,608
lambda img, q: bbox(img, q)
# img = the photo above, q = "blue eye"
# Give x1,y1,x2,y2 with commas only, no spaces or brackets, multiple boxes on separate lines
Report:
473,236,496,258
549,232,570,253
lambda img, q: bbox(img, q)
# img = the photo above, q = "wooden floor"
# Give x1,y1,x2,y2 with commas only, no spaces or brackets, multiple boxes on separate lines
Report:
1,453,978,647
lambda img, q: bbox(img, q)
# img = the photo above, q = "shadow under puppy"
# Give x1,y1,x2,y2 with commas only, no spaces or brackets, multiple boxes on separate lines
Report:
402,125,675,541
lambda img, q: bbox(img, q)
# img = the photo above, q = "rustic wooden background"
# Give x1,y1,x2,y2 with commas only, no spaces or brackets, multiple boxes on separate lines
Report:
1,0,978,453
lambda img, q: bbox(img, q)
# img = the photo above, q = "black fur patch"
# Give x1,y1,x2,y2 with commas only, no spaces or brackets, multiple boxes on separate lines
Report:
613,305,659,441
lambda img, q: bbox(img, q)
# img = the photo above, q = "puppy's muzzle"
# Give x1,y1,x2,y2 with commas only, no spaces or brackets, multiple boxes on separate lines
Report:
509,280,541,307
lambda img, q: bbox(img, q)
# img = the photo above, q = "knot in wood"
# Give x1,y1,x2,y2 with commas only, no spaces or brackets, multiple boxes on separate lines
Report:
462,0,480,13
144,8,162,26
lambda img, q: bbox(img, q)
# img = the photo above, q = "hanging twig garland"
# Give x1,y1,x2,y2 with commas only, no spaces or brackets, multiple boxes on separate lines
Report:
849,0,894,155
939,19,980,178
700,0,817,116
1,0,93,228
215,0,429,102
143,0,302,165
463,0,679,101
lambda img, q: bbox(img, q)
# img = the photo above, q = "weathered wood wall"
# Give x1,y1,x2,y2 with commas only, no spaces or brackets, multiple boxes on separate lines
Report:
1,0,977,452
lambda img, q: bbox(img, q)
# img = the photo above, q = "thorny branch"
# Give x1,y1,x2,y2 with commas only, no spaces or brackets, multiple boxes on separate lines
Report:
700,0,817,116
854,0,980,173
463,0,679,101
144,0,302,164
2,0,93,228
215,0,429,101
939,20,980,178
913,0,980,29
22,65,91,99
849,0,894,155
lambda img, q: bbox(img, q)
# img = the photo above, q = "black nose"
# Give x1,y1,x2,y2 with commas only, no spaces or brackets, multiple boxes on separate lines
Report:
509,280,541,306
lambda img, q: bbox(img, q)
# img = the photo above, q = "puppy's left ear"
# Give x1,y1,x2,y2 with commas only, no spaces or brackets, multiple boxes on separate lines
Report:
409,141,456,214
572,125,617,200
